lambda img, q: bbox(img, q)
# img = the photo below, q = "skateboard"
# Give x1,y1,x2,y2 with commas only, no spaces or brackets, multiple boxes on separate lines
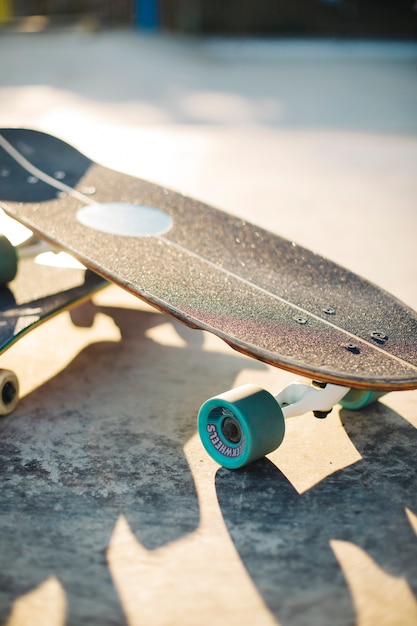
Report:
1,128,416,468
0,232,107,415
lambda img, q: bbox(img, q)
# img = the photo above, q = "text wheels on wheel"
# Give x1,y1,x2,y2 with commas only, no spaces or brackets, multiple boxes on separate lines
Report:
197,384,285,469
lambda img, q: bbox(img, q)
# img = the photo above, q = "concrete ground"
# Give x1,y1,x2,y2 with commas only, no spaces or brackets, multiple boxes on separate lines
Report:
0,27,416,626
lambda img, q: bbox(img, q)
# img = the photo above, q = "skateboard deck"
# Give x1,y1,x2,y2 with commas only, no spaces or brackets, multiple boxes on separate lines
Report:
0,252,106,414
1,128,417,395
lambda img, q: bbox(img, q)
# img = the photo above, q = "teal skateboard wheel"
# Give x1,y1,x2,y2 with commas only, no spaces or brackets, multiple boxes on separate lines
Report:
340,389,387,410
0,235,18,285
197,384,285,469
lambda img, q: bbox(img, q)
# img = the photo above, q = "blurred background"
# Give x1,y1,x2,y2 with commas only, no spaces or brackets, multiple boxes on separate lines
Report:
0,0,416,37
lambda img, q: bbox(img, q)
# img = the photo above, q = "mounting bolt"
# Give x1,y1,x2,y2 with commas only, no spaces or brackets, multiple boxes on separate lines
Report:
343,344,360,354
294,317,308,325
370,331,388,343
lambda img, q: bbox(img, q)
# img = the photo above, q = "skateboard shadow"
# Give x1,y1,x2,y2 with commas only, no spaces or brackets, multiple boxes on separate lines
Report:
215,402,417,626
0,303,266,625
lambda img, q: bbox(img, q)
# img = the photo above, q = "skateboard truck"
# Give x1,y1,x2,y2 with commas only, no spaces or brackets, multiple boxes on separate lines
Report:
197,381,385,469
273,381,349,418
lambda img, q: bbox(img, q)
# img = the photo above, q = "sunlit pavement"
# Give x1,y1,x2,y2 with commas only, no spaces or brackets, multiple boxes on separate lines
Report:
0,28,417,626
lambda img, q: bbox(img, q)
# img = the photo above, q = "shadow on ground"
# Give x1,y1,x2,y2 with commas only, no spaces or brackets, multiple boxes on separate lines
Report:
0,303,263,625
215,402,417,626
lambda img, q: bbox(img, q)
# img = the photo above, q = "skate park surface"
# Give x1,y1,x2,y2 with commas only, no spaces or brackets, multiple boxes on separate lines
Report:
0,26,416,626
